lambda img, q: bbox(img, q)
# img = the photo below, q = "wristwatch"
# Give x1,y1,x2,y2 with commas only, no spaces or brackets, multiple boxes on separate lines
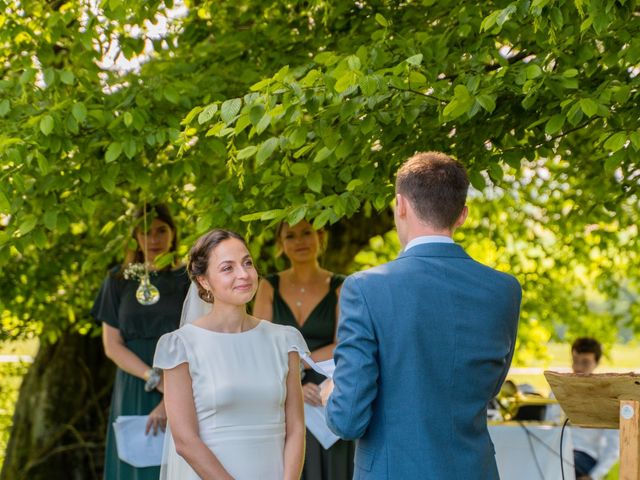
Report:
144,367,162,392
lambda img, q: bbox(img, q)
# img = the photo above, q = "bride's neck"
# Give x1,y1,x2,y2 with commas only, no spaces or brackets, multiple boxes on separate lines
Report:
205,304,251,333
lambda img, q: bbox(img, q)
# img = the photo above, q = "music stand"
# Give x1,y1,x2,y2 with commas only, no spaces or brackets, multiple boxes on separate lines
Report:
545,371,640,480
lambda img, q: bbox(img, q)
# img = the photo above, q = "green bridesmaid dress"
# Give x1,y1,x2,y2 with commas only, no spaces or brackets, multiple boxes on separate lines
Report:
265,273,355,480
92,265,190,480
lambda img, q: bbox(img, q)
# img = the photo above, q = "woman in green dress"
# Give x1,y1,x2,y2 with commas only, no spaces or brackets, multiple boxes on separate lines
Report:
253,220,354,480
92,204,190,480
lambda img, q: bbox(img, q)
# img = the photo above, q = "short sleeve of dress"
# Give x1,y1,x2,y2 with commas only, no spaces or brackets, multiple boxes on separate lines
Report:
90,269,121,328
154,331,189,370
284,325,310,356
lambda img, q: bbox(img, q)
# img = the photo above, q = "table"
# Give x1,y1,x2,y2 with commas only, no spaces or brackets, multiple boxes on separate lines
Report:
489,423,575,480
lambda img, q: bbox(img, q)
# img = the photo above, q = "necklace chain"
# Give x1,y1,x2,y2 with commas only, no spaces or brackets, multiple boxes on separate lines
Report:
288,273,329,308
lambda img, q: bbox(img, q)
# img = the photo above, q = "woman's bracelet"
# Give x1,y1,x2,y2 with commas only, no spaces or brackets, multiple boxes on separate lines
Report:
144,367,162,392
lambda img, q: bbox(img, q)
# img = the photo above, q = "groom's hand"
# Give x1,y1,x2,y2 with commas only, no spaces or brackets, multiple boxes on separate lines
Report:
320,378,334,406
302,383,323,406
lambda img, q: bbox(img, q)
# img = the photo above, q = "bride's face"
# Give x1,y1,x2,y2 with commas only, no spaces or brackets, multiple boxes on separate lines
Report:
198,238,258,306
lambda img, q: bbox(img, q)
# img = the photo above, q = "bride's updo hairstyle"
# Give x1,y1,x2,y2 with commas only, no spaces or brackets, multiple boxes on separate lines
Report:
188,229,247,303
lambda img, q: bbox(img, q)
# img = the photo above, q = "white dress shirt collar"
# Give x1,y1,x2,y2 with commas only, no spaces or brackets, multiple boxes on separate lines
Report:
404,235,454,252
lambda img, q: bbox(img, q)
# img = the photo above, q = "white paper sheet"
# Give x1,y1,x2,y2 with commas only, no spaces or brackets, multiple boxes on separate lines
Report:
304,400,340,449
113,415,165,467
301,354,335,379
297,355,340,449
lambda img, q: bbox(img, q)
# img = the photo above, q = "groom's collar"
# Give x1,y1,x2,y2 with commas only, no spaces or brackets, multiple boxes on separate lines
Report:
403,235,454,252
398,240,470,260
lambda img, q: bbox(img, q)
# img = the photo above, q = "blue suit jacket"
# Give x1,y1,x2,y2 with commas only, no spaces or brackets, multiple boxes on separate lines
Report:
326,243,521,479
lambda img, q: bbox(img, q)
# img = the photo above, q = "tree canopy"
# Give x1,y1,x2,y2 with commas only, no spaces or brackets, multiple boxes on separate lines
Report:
1,0,639,352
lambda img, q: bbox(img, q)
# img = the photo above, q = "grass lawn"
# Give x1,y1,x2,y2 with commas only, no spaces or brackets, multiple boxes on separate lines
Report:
0,339,38,467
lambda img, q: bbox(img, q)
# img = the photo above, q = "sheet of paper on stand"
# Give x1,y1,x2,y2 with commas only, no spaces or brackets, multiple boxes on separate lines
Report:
304,403,340,449
113,415,165,467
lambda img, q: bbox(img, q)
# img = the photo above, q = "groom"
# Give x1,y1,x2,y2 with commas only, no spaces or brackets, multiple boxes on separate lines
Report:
325,152,521,479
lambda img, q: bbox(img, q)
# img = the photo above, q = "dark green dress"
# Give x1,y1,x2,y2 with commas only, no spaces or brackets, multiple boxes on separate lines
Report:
265,273,355,480
91,266,190,480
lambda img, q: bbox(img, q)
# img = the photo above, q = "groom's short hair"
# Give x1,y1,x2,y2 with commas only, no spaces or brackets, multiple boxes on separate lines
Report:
396,151,469,229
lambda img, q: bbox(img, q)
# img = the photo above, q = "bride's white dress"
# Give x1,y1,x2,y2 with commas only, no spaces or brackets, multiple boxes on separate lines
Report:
154,319,309,479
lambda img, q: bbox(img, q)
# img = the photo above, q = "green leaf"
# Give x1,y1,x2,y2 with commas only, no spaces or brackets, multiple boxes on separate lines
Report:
163,86,180,104
236,145,257,160
43,210,57,230
40,115,54,136
221,98,242,124
123,139,137,159
443,90,473,120
123,111,133,127
347,55,361,71
18,215,38,235
604,152,623,172
603,132,627,152
313,146,333,163
375,13,389,27
409,71,426,86
406,54,423,66
526,64,542,79
240,211,267,222
312,209,333,229
307,170,323,192
183,106,203,125
290,163,309,176
314,52,338,66
0,99,10,117
544,114,565,135
469,170,486,190
256,113,271,134
105,142,122,162
59,70,75,85
0,189,10,212
289,127,308,149
256,137,279,165
101,174,116,193
346,179,363,191
480,11,501,32
198,103,218,125
334,71,358,93
287,206,307,227
476,94,496,113
72,103,87,123
579,98,599,117
36,153,49,174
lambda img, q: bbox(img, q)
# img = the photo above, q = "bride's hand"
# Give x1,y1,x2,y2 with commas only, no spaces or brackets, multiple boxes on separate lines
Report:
145,400,167,435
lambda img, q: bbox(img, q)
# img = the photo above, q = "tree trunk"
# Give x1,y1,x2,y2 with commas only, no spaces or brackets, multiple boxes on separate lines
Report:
1,330,114,480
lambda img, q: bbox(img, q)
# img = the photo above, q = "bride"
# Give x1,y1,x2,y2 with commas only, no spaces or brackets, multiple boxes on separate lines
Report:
153,229,308,479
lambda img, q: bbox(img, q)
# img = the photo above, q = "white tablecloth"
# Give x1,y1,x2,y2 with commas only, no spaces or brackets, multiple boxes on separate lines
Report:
489,424,575,480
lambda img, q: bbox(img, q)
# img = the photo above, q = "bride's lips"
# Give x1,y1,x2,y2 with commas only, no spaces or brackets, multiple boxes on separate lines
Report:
234,284,253,291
